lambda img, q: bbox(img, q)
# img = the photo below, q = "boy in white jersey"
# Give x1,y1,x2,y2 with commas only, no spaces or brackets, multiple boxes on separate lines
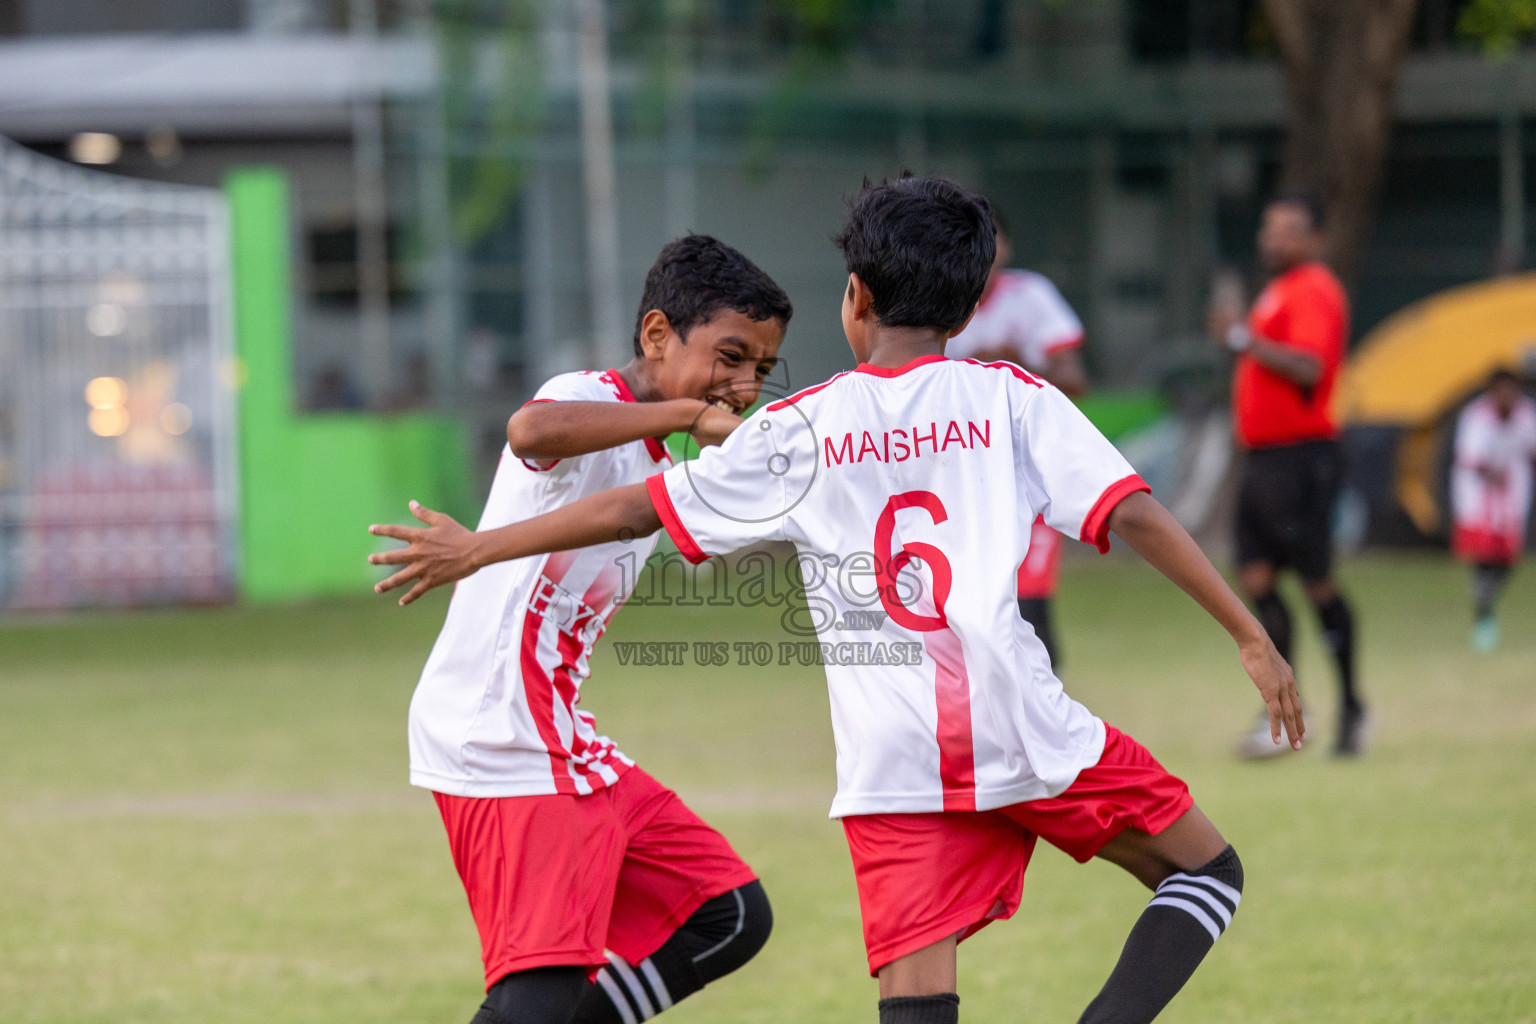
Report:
394,235,790,1024
945,213,1090,666
372,179,1305,1024
1452,368,1536,650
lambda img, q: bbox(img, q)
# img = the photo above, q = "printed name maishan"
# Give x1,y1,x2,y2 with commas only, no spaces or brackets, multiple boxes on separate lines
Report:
823,419,991,467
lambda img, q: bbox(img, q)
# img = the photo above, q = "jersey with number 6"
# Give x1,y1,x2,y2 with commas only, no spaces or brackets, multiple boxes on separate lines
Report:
646,354,1148,817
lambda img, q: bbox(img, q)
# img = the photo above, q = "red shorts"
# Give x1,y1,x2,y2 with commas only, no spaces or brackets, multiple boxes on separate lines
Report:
1016,515,1063,599
841,725,1192,975
1453,523,1523,566
435,766,758,989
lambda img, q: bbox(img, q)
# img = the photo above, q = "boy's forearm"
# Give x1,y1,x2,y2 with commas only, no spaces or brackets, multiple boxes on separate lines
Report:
1106,492,1265,648
469,483,662,569
508,401,701,459
1107,492,1304,746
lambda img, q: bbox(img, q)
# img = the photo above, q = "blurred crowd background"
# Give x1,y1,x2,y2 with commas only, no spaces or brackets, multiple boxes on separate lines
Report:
3,0,1536,610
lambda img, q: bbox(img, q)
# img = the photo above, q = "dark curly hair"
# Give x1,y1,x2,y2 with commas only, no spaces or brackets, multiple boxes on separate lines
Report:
632,235,793,355
833,175,996,333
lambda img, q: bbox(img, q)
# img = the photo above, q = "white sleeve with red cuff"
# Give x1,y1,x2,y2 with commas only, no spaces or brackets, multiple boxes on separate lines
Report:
1016,272,1085,365
646,405,816,562
515,371,628,477
1016,384,1149,552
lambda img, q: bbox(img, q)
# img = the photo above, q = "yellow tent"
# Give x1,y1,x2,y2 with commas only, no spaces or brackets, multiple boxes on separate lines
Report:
1339,273,1536,426
1338,274,1536,532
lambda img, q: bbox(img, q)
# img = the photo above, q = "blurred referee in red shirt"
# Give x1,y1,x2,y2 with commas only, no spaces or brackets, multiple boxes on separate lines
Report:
1208,190,1368,758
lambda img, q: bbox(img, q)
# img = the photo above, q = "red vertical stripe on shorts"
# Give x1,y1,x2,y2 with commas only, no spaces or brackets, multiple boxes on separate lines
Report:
924,628,976,811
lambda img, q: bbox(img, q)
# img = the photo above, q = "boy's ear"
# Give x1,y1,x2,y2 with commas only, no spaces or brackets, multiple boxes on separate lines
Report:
847,273,876,321
638,309,676,361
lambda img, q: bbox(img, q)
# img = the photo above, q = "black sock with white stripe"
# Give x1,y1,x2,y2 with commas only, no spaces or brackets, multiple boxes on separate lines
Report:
1078,845,1243,1024
571,880,772,1024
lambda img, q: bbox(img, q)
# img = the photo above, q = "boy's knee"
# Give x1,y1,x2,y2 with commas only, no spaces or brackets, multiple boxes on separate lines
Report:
684,880,773,982
569,882,773,1024
1196,844,1243,894
734,879,774,964
1237,563,1277,599
1302,577,1339,607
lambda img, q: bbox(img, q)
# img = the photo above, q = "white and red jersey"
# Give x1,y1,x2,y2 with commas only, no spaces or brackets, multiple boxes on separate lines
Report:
408,369,672,797
1452,393,1536,565
646,354,1148,817
946,269,1084,369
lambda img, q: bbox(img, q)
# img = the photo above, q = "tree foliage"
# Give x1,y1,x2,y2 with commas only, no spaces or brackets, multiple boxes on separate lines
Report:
1458,0,1536,52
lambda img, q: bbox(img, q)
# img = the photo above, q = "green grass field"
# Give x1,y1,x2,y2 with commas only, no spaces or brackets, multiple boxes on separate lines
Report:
2,554,1534,1024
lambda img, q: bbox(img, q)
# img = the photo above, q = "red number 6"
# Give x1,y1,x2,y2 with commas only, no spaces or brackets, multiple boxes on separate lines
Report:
874,491,953,633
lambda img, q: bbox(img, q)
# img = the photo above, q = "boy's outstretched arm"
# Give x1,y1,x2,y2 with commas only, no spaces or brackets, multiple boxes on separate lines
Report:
1107,490,1305,749
368,487,660,606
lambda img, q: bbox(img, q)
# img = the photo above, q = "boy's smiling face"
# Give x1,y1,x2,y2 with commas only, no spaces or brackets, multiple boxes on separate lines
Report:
637,307,785,413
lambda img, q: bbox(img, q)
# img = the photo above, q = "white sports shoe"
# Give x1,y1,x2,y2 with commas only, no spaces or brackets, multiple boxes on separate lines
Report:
1472,616,1500,653
1233,711,1298,760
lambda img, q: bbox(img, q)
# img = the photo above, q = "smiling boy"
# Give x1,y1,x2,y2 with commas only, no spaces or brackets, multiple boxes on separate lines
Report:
403,235,790,1024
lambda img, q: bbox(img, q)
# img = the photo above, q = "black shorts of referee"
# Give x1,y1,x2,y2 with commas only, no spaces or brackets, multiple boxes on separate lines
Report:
1234,439,1343,581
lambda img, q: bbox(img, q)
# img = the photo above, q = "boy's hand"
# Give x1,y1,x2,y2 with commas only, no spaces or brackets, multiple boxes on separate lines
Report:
1237,634,1306,749
690,401,745,448
368,501,482,607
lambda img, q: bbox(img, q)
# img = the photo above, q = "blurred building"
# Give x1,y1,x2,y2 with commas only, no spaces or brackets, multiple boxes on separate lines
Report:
0,0,1525,464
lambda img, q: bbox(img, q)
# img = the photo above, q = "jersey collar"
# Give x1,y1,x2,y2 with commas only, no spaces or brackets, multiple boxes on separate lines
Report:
854,353,949,378
602,368,673,464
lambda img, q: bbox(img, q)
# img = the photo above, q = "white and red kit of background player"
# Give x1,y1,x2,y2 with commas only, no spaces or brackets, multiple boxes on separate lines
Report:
945,268,1085,599
1452,392,1536,566
646,355,1191,972
408,369,756,987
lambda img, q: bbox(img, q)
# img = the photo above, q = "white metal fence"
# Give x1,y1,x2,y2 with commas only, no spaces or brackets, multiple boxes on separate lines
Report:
0,136,238,610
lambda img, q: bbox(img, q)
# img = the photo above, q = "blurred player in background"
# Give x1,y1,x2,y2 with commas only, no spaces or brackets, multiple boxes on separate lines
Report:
1208,189,1368,758
397,236,787,1024
945,214,1088,666
1451,368,1536,651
